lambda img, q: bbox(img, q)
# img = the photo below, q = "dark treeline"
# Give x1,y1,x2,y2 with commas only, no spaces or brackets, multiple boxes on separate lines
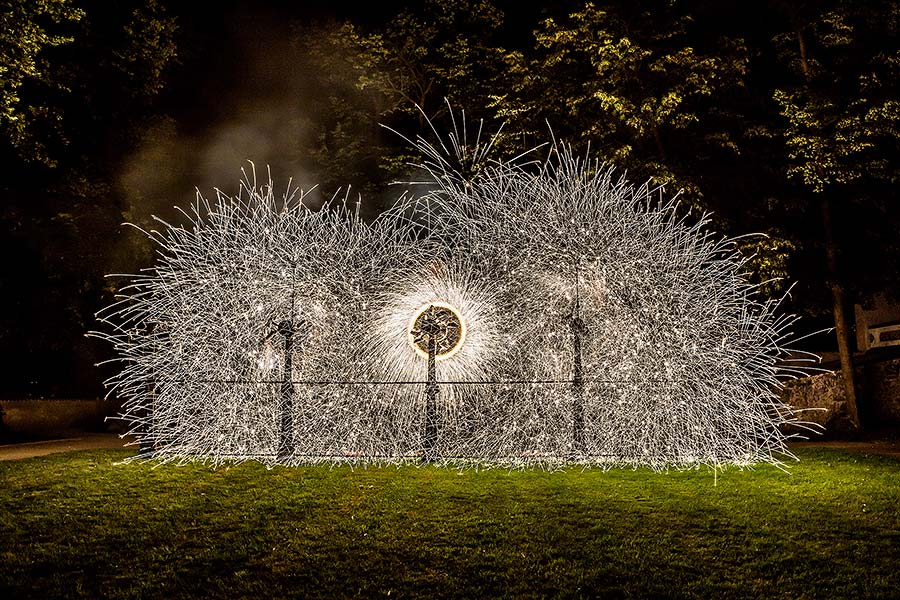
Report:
1,0,897,405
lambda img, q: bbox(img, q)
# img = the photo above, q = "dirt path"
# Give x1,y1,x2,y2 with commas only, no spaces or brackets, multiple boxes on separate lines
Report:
0,434,135,461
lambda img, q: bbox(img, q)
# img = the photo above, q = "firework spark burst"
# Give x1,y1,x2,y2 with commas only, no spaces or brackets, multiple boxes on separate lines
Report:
93,117,814,470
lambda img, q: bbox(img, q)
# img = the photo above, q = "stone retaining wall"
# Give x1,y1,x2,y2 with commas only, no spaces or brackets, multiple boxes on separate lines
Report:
0,399,124,438
858,357,900,426
780,355,900,435
780,372,851,436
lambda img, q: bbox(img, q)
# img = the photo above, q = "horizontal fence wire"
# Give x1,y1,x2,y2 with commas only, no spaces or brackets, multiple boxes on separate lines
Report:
155,378,690,385
142,452,692,460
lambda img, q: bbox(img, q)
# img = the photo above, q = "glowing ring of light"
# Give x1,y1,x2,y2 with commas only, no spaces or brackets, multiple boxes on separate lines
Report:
407,301,467,361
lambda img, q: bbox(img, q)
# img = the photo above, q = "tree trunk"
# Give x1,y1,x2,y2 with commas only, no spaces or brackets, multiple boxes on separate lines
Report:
821,195,861,429
796,26,862,430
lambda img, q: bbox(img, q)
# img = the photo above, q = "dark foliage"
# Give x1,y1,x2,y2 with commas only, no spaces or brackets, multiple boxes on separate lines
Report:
0,0,897,396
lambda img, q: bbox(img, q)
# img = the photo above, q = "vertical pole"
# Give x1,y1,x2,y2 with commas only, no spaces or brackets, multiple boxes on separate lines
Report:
571,311,585,455
424,334,438,462
821,196,861,429
140,382,155,456
278,320,295,460
139,323,155,456
571,260,586,456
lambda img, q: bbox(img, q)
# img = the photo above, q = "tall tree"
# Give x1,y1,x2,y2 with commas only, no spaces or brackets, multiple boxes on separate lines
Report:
0,0,178,397
1,0,177,169
290,0,510,209
490,1,749,207
767,0,900,427
0,0,84,166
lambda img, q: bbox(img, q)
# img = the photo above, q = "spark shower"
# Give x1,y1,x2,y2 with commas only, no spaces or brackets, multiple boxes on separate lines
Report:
95,117,811,470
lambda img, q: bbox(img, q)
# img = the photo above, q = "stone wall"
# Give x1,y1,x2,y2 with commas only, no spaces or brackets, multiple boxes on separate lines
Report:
859,357,900,426
0,399,124,440
779,355,900,436
780,372,852,436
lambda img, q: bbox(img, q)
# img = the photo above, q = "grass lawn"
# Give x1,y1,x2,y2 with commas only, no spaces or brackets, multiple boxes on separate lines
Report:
1,449,898,599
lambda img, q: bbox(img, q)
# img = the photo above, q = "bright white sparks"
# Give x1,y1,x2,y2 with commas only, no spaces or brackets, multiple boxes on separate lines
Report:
93,116,815,470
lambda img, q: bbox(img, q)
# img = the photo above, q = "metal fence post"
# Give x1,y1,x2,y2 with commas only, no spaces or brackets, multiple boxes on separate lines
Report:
277,319,295,460
571,301,586,455
424,334,438,462
140,382,156,456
